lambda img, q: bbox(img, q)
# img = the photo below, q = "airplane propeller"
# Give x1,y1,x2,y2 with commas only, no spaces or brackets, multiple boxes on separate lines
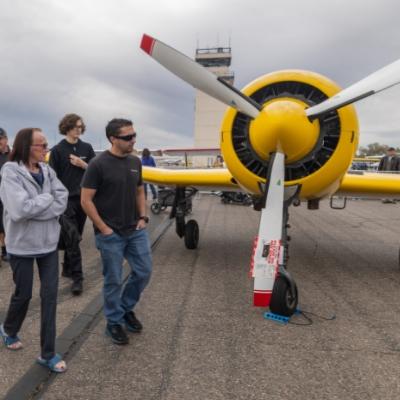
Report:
306,58,400,119
140,34,262,119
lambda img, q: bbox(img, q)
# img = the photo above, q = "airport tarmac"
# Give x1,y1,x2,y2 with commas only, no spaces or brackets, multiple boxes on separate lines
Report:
1,194,400,399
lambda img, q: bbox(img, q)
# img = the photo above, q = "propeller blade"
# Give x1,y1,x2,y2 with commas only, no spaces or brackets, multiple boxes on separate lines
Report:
140,34,262,119
306,58,400,119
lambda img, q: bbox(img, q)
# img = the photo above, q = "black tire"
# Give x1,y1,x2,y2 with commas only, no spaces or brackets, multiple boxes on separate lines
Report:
269,276,298,317
150,203,161,215
184,220,199,249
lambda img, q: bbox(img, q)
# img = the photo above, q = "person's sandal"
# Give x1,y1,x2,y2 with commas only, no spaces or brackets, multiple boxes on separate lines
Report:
36,353,67,373
0,324,23,350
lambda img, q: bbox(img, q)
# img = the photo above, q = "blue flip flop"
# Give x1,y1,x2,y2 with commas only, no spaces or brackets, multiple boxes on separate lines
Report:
0,324,23,350
36,353,67,373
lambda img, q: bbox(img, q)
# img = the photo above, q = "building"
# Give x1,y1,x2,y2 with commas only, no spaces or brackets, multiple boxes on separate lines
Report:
193,46,234,167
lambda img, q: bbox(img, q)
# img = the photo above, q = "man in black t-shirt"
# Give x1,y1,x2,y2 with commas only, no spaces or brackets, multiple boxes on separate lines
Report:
81,118,151,345
49,114,96,295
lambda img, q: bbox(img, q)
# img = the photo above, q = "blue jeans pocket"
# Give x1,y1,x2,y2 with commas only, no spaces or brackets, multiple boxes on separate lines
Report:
95,232,116,249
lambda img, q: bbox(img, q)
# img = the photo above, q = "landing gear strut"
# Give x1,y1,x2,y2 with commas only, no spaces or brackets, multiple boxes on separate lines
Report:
252,152,299,317
269,199,298,316
170,187,198,249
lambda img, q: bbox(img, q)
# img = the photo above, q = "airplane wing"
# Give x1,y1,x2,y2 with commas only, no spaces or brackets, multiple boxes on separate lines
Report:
337,172,400,198
142,166,239,191
163,148,220,157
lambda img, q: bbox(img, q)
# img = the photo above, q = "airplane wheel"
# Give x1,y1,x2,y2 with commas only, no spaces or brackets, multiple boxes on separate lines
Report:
269,276,298,317
151,203,161,215
293,199,301,207
184,220,199,249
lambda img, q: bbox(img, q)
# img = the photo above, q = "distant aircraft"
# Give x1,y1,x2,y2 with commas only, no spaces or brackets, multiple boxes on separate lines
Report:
140,34,400,317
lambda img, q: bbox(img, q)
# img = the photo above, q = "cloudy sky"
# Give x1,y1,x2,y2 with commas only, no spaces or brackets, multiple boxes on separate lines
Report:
1,0,400,150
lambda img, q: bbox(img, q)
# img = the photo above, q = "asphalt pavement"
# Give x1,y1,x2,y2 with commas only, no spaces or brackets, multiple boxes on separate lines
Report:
2,194,400,399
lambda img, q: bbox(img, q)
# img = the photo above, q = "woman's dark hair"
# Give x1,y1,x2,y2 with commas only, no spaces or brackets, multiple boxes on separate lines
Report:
58,113,86,135
10,128,41,164
105,118,133,142
142,148,150,158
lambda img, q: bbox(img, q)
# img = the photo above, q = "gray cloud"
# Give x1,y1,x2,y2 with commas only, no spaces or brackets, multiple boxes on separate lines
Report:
1,0,400,149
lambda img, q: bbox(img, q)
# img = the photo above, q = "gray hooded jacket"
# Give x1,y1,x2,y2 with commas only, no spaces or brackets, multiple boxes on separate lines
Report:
0,161,68,255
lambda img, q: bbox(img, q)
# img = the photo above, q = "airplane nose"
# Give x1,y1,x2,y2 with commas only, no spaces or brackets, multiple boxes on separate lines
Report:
249,99,320,163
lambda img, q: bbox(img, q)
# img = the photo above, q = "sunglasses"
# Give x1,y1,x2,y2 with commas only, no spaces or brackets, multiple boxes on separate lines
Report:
113,133,137,141
31,143,49,149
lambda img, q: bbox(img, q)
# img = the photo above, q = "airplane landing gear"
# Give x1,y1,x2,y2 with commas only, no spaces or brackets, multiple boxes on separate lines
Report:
269,204,299,317
270,273,298,317
184,220,199,249
170,187,198,249
252,152,300,317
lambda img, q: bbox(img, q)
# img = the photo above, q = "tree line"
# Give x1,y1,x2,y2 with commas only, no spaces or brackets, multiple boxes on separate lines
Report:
356,143,400,157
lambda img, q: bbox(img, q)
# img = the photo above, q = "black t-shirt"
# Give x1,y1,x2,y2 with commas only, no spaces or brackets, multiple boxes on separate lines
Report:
49,139,96,198
81,151,143,236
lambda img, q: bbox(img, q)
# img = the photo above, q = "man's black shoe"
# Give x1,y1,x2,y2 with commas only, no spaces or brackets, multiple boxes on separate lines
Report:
124,311,143,333
105,324,129,345
71,280,83,296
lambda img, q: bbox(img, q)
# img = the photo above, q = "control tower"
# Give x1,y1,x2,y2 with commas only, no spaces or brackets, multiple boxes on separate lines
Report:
194,46,234,150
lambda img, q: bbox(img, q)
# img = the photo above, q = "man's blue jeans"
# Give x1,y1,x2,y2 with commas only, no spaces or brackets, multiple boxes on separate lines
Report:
95,229,152,325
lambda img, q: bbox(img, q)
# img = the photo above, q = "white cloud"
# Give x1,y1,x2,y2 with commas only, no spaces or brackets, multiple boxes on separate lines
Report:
1,0,400,150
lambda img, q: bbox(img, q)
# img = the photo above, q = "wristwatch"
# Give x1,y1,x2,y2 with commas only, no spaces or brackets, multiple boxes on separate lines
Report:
139,216,150,223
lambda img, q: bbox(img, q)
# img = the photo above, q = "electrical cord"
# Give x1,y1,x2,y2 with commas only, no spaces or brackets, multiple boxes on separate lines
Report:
288,308,336,326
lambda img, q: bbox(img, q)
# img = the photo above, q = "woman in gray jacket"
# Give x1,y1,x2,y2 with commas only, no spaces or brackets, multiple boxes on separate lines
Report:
0,128,68,373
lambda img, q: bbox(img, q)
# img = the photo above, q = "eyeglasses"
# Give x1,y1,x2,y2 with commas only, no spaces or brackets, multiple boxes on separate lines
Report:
113,133,137,141
31,143,49,149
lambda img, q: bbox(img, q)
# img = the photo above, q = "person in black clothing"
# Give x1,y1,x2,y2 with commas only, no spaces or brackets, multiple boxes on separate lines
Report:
49,114,96,295
378,147,400,203
81,118,151,346
0,127,11,265
378,147,400,172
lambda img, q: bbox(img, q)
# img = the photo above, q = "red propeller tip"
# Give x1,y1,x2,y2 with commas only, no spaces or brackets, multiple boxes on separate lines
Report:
140,34,155,55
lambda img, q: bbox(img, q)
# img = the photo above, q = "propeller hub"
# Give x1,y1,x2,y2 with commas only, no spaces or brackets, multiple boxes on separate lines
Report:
249,98,320,163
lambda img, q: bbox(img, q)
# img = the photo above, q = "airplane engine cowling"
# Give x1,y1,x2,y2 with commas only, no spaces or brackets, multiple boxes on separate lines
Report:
220,70,359,200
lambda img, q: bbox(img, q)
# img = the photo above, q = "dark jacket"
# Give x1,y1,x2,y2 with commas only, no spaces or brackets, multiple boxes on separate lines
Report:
49,139,96,198
378,155,400,172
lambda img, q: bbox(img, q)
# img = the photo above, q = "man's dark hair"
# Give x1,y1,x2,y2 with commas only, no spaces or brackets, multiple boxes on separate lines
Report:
388,147,396,152
142,148,150,158
105,118,133,141
10,128,41,164
58,113,86,135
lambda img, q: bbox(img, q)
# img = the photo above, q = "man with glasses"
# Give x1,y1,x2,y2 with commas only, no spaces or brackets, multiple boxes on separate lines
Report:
49,114,96,295
0,127,11,265
81,118,151,345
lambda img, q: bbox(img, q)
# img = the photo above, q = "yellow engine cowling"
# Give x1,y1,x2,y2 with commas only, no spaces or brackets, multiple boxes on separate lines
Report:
220,70,359,200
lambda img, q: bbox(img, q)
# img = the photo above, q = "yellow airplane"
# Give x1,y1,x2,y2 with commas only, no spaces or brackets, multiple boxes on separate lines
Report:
140,34,400,317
